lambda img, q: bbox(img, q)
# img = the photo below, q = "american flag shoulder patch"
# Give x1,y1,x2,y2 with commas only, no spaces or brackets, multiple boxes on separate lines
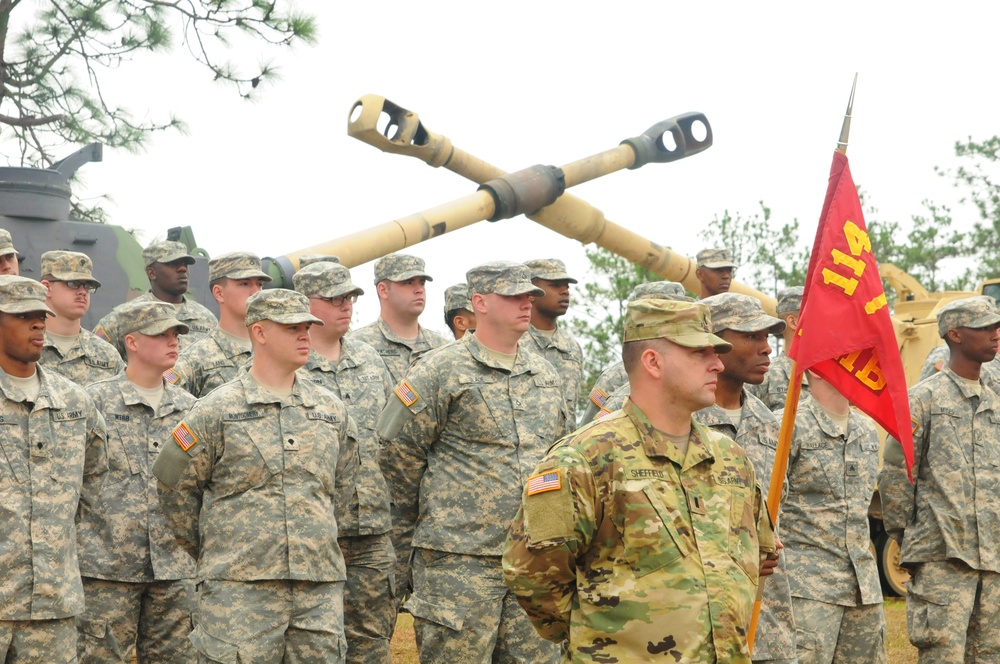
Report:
589,387,608,408
94,326,111,343
172,423,198,451
526,470,562,496
595,408,613,421
394,381,419,407
163,368,182,385
911,418,920,435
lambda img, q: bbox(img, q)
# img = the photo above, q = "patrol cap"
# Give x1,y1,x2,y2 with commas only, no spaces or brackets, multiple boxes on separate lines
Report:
117,300,190,336
444,283,473,312
702,292,785,335
209,252,272,283
297,254,340,267
41,250,102,287
467,261,545,297
373,254,432,285
293,262,364,299
776,286,804,316
623,298,731,353
245,288,324,327
937,296,1000,338
524,258,578,284
0,275,55,316
627,281,692,302
143,240,195,268
0,229,18,257
696,248,736,269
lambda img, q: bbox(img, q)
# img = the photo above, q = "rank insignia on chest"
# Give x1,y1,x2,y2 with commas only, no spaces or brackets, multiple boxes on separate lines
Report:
394,381,419,407
172,423,198,451
589,387,608,408
527,470,562,496
163,368,182,385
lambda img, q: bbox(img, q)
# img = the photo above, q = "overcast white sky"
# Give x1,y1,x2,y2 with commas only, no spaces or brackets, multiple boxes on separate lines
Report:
74,2,1000,334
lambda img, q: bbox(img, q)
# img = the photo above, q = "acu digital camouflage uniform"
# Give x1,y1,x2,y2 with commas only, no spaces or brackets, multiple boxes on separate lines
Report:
748,287,807,411
0,275,108,663
880,297,1000,663
778,395,885,663
376,261,571,664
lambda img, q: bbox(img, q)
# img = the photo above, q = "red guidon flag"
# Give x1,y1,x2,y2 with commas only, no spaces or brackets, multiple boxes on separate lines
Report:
789,151,915,478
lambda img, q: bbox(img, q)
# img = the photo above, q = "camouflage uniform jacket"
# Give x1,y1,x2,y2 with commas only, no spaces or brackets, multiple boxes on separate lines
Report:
376,332,571,557
747,353,807,411
349,317,450,385
169,326,251,397
502,399,775,663
78,373,196,582
298,338,393,537
0,366,107,620
94,291,217,358
524,324,585,417
880,368,1000,572
580,360,627,423
778,395,882,606
40,329,125,387
696,391,796,661
153,370,358,582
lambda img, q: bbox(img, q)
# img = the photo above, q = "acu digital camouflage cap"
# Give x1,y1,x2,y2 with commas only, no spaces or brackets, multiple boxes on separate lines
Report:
696,248,736,269
702,292,785,335
937,295,1000,338
209,251,272,283
117,300,190,336
776,286,804,315
293,262,364,299
0,229,18,257
373,254,432,284
297,254,340,267
623,298,732,352
41,250,102,286
0,275,55,316
143,240,195,268
245,288,324,327
444,283,473,312
467,261,545,297
524,258,578,284
627,280,692,302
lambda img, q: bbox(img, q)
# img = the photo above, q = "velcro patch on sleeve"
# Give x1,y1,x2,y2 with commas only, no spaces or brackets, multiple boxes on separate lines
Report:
526,470,562,496
933,359,945,372
172,423,198,451
595,408,613,421
911,418,920,435
589,387,608,408
94,326,111,343
394,381,419,407
163,368,182,385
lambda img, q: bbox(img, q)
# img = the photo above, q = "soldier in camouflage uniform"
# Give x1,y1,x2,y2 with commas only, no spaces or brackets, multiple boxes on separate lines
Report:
523,258,585,417
169,252,270,397
0,228,20,275
503,298,777,663
698,293,797,664
749,287,808,411
77,301,196,663
377,261,571,664
293,262,396,664
94,240,217,358
880,296,1000,663
153,289,357,663
779,371,885,663
39,251,124,387
0,275,107,663
297,254,340,266
916,331,1000,385
349,254,449,385
695,248,736,298
581,281,692,423
443,283,476,340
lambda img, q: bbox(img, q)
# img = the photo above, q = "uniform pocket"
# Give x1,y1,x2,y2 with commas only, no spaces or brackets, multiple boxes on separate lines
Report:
906,586,949,649
404,594,465,632
728,485,761,582
188,624,240,663
620,488,686,577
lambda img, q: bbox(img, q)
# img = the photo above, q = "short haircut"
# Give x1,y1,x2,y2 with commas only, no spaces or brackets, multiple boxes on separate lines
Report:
622,338,665,375
445,308,462,335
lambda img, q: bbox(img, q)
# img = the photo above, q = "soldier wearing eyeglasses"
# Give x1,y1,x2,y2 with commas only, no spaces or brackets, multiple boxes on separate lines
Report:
39,251,124,387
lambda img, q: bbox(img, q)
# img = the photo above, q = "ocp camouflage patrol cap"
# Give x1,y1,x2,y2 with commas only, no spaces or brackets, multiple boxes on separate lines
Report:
0,275,55,316
41,250,102,287
937,296,1000,338
444,283,473,312
702,292,785,335
373,254,432,285
623,298,732,353
117,300,190,336
143,240,195,268
209,252,272,283
524,258,578,284
627,281,692,302
0,229,18,257
696,248,736,269
297,254,340,267
245,288,324,327
293,262,364,299
467,261,545,297
776,286,804,315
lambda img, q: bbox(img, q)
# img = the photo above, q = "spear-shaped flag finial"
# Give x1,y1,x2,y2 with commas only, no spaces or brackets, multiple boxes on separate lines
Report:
836,73,858,155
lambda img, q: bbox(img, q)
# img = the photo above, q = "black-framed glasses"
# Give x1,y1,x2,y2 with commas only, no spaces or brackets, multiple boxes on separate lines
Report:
59,280,99,294
310,294,358,307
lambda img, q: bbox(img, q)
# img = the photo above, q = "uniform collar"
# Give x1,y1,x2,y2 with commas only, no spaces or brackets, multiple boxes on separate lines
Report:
624,398,714,470
464,333,535,376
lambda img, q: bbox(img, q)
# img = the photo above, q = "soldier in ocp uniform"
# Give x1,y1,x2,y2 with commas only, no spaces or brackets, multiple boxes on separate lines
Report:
502,298,777,663
443,283,475,340
880,296,1000,662
377,261,570,664
0,275,108,662
94,240,217,358
77,301,197,663
38,250,124,387
0,228,20,274
749,286,808,411
153,289,358,663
